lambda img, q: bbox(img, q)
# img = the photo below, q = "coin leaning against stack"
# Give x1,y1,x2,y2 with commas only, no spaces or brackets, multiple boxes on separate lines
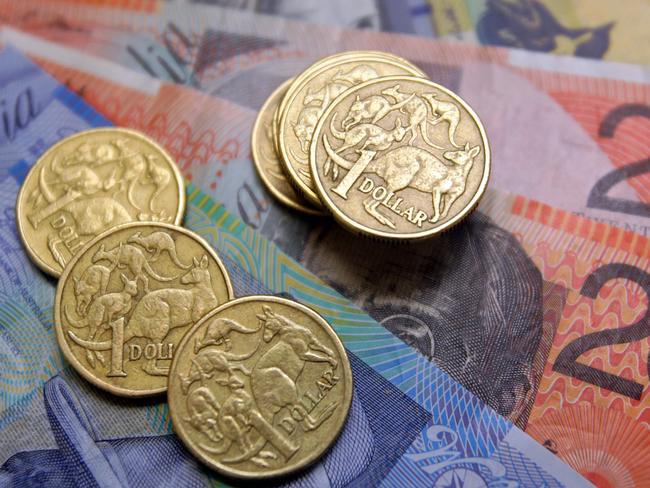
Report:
16,127,352,479
252,50,491,240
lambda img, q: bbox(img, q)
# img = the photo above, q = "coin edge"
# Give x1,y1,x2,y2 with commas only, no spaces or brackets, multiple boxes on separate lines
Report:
278,57,425,207
53,221,234,398
15,127,187,277
167,295,354,479
276,51,426,124
251,80,326,216
309,75,492,241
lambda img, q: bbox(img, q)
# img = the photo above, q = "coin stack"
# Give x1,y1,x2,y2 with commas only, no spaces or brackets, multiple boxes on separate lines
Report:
16,127,352,480
253,50,491,240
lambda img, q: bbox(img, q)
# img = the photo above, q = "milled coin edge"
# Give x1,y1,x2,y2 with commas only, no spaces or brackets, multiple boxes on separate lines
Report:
252,79,326,216
53,221,234,398
15,127,186,277
309,75,491,241
167,295,353,479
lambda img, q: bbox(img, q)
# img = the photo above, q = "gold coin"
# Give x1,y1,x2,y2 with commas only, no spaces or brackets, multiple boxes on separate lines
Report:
16,128,185,277
272,51,424,152
252,79,325,215
168,295,353,479
276,51,425,126
272,99,283,157
278,55,425,206
310,76,490,240
54,222,233,397
274,51,424,152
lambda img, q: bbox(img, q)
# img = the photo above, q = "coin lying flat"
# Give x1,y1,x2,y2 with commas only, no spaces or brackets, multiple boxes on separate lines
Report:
252,80,325,215
16,128,185,276
54,222,233,397
278,54,426,206
310,76,490,240
168,295,353,479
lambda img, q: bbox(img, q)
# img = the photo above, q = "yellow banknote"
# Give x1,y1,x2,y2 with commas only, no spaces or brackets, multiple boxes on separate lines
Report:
430,0,650,65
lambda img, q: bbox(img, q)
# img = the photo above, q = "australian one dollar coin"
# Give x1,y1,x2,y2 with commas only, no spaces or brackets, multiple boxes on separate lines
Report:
54,222,233,397
252,79,324,215
310,76,490,240
16,128,185,276
278,53,425,206
168,296,353,479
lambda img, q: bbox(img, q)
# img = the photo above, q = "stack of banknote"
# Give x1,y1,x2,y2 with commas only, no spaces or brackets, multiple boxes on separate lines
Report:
0,1,648,487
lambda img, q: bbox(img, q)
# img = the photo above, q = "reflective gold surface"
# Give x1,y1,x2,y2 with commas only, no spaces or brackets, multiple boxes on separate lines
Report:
168,295,353,479
310,76,490,240
252,79,325,215
16,128,185,276
55,222,233,397
278,53,425,205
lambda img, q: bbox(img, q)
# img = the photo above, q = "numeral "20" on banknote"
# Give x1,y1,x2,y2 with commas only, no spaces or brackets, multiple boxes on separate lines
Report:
588,104,650,218
553,263,650,400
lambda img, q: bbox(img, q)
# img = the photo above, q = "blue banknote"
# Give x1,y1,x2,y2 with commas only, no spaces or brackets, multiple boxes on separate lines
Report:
0,46,588,487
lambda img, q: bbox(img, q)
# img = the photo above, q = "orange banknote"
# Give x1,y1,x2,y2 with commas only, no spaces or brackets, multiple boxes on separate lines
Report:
1,0,650,238
490,194,650,487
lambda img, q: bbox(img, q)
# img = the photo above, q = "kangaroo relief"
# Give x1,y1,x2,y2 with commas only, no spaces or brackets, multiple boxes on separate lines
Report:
167,296,353,479
278,54,424,206
310,76,490,240
55,223,233,397
16,128,185,276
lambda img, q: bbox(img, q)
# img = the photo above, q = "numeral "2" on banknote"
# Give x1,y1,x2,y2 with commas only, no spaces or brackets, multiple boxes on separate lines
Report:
553,263,650,400
588,104,650,218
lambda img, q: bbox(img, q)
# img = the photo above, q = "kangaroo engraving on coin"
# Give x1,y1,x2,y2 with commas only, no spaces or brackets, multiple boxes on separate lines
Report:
168,296,353,479
278,55,425,206
276,50,426,129
54,222,233,397
252,79,325,215
16,128,185,276
310,76,490,240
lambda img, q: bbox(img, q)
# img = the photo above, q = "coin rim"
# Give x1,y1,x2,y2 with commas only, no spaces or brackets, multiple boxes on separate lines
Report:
278,56,425,206
54,221,234,398
276,51,426,125
251,79,326,216
16,127,186,277
274,52,425,186
167,295,354,479
309,75,491,240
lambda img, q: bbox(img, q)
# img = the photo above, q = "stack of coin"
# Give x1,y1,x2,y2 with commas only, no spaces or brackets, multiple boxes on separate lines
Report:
252,50,491,240
16,127,352,480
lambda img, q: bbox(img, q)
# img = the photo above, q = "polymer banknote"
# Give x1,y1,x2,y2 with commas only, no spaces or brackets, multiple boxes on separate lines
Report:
167,0,412,32
6,31,650,484
425,0,650,65
0,46,587,487
171,0,650,66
